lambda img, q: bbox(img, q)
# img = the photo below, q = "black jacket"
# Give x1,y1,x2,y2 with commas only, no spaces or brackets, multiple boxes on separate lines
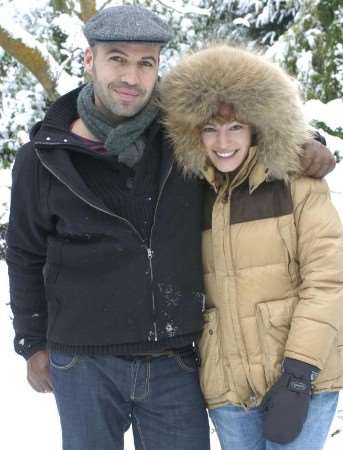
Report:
6,88,205,359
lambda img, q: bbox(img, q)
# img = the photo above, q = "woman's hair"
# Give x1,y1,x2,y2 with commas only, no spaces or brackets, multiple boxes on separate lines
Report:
200,102,257,146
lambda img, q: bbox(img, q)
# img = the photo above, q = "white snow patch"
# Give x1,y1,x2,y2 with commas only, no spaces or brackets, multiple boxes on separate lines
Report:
305,99,343,132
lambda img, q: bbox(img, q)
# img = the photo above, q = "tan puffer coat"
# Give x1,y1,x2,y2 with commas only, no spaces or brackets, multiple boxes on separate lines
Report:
160,44,343,409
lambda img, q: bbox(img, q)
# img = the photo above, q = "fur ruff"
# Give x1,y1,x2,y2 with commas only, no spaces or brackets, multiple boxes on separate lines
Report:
160,44,309,179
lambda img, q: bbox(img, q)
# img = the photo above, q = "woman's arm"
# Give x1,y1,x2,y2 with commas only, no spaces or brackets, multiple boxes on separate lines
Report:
285,177,343,368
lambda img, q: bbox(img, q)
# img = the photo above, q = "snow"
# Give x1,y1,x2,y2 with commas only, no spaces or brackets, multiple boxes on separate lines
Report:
295,49,313,76
233,17,251,27
304,99,343,134
157,0,211,16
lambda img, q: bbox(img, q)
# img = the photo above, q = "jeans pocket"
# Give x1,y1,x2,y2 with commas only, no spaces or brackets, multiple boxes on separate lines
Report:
49,350,79,370
175,351,198,373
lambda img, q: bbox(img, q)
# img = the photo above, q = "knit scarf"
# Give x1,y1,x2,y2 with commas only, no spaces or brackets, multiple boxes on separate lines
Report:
77,83,159,167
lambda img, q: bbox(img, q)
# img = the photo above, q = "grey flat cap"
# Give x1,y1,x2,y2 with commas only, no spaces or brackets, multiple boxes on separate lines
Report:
84,5,173,45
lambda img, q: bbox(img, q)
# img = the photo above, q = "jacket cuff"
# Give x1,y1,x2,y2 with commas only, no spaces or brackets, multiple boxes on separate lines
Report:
15,340,47,361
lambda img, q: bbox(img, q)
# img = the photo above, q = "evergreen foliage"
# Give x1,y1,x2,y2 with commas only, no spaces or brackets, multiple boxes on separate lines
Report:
280,0,343,103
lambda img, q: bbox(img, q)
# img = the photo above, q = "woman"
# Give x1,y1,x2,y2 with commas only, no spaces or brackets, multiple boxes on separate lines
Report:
160,43,343,449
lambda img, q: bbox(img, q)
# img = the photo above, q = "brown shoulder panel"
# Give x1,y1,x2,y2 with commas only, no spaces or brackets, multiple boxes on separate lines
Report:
231,179,293,224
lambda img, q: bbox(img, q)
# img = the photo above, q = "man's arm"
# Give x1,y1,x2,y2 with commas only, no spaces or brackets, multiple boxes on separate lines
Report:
6,143,55,392
300,136,336,178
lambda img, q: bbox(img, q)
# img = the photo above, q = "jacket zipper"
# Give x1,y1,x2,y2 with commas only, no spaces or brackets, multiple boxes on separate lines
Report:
36,144,174,342
147,159,174,341
223,184,258,405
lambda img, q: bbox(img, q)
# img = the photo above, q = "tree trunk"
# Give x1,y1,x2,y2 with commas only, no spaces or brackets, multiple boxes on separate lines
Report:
79,0,97,23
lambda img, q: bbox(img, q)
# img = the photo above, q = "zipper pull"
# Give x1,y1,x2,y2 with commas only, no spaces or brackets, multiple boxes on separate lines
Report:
202,293,206,312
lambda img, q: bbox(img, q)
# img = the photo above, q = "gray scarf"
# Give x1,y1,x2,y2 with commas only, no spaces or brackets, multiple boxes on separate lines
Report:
77,83,159,167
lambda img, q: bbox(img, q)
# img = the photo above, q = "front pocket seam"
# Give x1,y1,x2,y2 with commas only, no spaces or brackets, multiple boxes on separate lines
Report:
49,354,79,370
256,298,296,387
175,354,196,373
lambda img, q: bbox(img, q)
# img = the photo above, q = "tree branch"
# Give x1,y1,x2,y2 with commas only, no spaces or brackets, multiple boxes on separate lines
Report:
156,0,210,15
0,15,76,99
51,0,75,15
0,25,59,99
79,0,97,23
98,0,113,12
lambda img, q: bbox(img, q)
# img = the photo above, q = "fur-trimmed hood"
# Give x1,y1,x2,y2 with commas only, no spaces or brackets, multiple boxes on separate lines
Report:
160,43,309,180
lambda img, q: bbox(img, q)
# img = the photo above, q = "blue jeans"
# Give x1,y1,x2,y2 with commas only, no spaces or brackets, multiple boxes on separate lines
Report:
209,391,339,450
49,349,210,450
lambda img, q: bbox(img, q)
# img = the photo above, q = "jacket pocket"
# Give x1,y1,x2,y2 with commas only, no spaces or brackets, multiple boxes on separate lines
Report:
198,308,228,400
256,297,297,386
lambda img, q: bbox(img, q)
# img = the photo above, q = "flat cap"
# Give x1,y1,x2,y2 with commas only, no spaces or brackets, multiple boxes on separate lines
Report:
84,5,173,46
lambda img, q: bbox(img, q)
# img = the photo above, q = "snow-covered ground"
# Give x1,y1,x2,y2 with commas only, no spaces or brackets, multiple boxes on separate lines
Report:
1,162,343,449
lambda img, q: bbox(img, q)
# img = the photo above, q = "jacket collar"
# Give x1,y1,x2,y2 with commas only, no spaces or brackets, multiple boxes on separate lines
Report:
32,88,173,220
202,146,268,195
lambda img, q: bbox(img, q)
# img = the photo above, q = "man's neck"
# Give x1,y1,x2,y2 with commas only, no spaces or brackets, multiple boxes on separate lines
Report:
71,118,101,141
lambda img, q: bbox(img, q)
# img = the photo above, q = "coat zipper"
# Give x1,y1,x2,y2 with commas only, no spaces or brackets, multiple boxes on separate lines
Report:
222,184,258,405
35,144,174,343
147,159,174,341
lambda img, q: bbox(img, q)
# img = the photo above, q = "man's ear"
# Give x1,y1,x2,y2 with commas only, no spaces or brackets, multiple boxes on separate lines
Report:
84,47,94,77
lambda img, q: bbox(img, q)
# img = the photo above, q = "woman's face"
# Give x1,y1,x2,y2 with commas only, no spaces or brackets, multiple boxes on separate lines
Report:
201,120,252,173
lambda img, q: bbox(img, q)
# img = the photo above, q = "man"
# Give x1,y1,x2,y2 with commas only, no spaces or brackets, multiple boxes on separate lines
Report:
6,5,335,450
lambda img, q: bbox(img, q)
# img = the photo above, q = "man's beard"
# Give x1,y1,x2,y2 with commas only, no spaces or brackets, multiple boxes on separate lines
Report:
95,81,150,119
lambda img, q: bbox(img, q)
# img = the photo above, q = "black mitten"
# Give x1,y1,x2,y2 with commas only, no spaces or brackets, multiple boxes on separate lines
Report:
261,358,320,444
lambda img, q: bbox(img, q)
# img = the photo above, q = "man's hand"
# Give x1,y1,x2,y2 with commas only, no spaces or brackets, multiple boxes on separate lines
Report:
27,350,53,393
301,138,336,178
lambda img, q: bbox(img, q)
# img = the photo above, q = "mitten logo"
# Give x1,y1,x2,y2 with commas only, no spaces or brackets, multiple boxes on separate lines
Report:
289,380,307,392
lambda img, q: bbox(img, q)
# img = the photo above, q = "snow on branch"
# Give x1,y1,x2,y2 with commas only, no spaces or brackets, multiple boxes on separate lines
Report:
98,0,113,12
0,12,77,98
51,0,74,14
156,0,211,16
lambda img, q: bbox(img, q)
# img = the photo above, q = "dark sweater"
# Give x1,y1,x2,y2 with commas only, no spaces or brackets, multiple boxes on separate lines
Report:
70,132,160,244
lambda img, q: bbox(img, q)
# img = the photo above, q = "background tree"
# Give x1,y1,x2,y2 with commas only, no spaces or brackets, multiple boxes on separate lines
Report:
0,0,342,168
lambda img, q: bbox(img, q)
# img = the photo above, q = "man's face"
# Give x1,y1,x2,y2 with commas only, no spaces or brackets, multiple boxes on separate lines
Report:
84,42,160,119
